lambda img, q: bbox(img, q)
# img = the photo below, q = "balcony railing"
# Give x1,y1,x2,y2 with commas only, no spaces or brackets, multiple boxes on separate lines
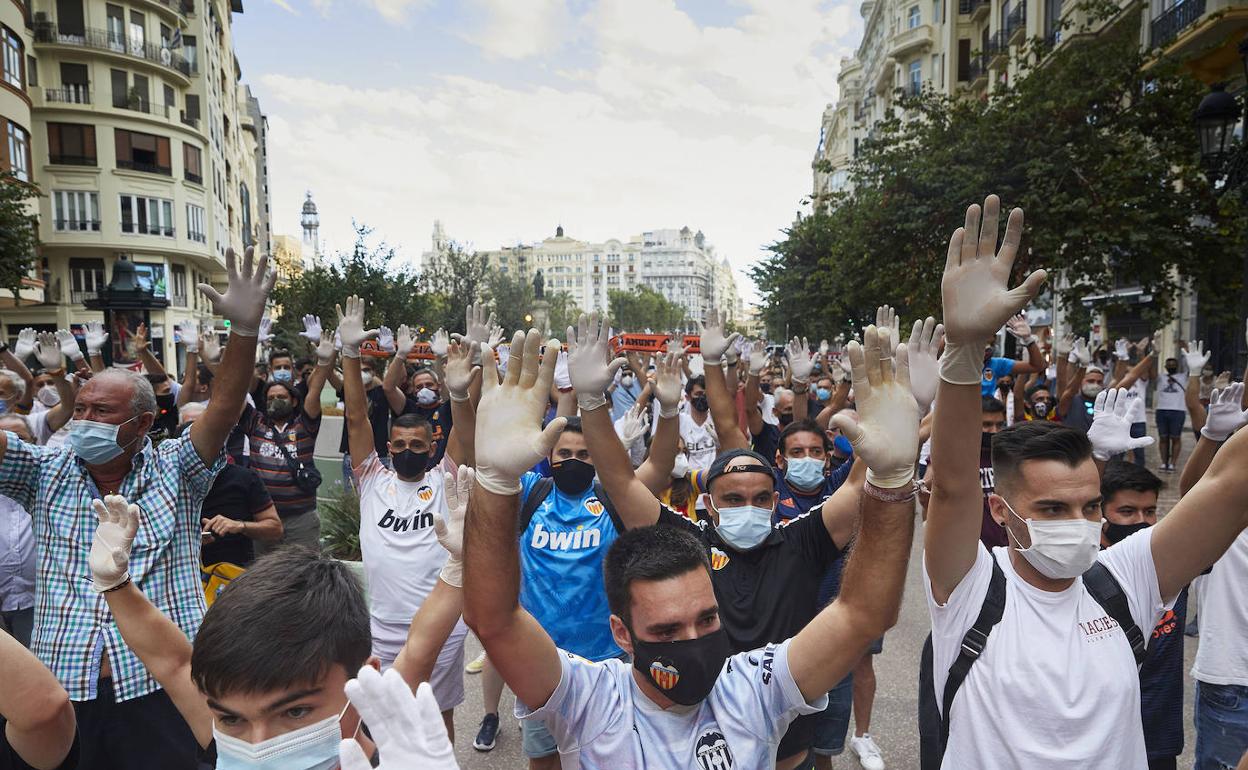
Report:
121,221,175,237
958,0,987,13
117,159,172,176
965,56,985,82
69,289,97,303
1150,0,1205,49
1005,2,1027,40
180,111,199,129
45,85,91,103
904,81,923,97
187,231,206,243
112,97,175,118
55,218,101,231
48,153,96,166
33,23,192,77
185,170,202,184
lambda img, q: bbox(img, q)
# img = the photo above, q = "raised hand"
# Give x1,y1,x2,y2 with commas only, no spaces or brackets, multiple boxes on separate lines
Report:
89,495,140,592
1214,371,1232,390
33,331,64,371
258,316,274,347
199,331,222,364
444,339,480,402
567,313,626,411
1069,337,1091,367
830,325,919,488
13,328,35,361
1088,388,1155,461
179,320,199,353
430,329,450,358
746,340,767,377
819,339,830,357
474,330,567,494
394,324,417,358
1201,383,1248,442
316,331,336,367
698,308,740,365
1054,332,1074,359
434,466,473,588
1183,341,1210,374
339,670,457,770
377,325,396,354
1005,313,1034,344
653,349,684,417
132,322,150,352
876,305,901,354
55,329,84,364
907,317,945,414
335,295,379,359
83,320,109,356
300,314,323,342
455,302,496,348
615,402,651,448
197,246,275,337
1114,338,1130,361
487,324,505,351
786,337,814,385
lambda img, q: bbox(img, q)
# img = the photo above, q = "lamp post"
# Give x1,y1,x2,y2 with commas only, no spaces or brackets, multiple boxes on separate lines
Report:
1194,37,1248,372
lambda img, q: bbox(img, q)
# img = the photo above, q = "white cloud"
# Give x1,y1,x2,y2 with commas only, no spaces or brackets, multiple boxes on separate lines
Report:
461,0,572,60
256,0,862,302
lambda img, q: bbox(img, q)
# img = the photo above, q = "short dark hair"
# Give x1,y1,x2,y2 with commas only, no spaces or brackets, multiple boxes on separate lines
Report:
265,380,301,406
191,548,370,699
268,349,293,365
991,421,1093,493
1101,460,1163,503
196,364,214,385
390,412,432,440
684,375,706,395
561,416,583,434
982,396,1007,415
779,418,829,455
295,357,313,370
603,526,710,626
1025,383,1052,400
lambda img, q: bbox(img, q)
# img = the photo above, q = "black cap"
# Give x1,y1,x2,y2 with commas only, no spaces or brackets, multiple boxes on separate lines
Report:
704,448,775,489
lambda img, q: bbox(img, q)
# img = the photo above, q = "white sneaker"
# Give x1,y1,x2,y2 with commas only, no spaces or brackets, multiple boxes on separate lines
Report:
849,733,885,770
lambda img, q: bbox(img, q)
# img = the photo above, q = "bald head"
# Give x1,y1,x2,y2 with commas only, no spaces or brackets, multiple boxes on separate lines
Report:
80,369,157,420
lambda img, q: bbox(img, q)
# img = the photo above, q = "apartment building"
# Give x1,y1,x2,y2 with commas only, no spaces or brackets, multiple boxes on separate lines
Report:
0,0,268,374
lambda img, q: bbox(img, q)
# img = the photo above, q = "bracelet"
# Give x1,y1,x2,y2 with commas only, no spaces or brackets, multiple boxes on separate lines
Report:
101,575,132,593
577,394,608,412
449,391,470,403
45,367,66,377
792,384,809,394
862,480,917,503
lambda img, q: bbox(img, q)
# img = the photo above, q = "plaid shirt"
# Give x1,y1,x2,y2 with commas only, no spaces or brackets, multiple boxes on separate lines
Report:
0,433,223,702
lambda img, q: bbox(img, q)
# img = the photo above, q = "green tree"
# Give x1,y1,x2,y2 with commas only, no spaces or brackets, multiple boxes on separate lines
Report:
754,10,1245,339
484,270,580,335
0,172,40,298
608,286,689,332
420,244,491,333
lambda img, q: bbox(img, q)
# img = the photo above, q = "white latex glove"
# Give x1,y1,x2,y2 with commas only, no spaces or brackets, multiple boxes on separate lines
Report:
746,340,767,377
1005,313,1034,345
566,313,626,412
197,247,275,337
258,316,274,346
495,344,510,374
200,332,221,364
1215,371,1232,390
339,669,458,770
819,339,830,356
698,308,740,365
300,314,323,342
454,302,496,348
434,466,472,587
1201,383,1248,442
939,195,1047,384
13,328,35,361
876,305,901,357
394,324,417,358
786,337,814,384
430,329,449,358
1054,333,1073,359
724,338,740,366
34,332,64,371
615,402,650,447
906,317,944,415
487,325,505,351
1183,341,1210,373
553,350,572,390
55,329,84,364
1114,338,1130,361
1069,337,1092,367
335,295,378,359
316,331,336,367
473,330,568,494
831,325,919,488
377,326,395,354
89,495,140,592
444,340,480,402
653,350,684,417
179,320,199,353
334,330,342,352
1087,388,1155,461
84,321,109,356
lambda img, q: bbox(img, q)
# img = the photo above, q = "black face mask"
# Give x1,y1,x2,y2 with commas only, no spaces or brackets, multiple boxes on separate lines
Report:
392,449,429,478
779,412,794,427
1165,365,1178,374
267,398,293,419
551,458,595,494
630,626,732,706
1104,521,1150,545
981,432,994,451
691,395,709,413
759,382,772,394
1031,401,1051,419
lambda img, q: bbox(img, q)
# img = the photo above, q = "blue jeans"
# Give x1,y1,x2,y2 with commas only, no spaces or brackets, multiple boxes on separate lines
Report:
812,673,854,756
1195,681,1248,769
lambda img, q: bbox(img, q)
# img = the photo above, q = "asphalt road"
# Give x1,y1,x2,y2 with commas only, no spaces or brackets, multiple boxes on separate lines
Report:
449,417,1201,769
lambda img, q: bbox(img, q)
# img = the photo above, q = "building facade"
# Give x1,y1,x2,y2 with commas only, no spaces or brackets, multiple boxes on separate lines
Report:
0,0,266,375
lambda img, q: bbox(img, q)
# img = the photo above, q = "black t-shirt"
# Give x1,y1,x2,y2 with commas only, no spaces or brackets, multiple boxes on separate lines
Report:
1062,395,1095,433
338,386,394,458
751,423,780,465
398,397,453,467
0,727,79,770
200,463,274,568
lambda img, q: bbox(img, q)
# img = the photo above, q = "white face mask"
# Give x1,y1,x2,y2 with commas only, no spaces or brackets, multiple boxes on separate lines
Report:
671,453,690,479
360,371,375,387
1000,495,1102,580
36,385,60,407
213,701,353,770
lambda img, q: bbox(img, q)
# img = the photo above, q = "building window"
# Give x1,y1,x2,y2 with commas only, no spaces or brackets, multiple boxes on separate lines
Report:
908,4,921,27
933,0,942,23
171,263,187,306
69,258,105,303
183,143,202,184
2,26,23,89
186,203,206,243
240,182,252,246
52,191,100,231
120,194,175,237
114,128,171,175
909,60,923,94
47,123,97,166
6,120,29,181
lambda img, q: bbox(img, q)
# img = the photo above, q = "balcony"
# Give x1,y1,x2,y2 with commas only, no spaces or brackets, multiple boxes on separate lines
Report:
44,85,90,104
986,30,1008,68
968,55,988,87
32,23,192,80
113,97,175,119
1005,2,1027,43
121,221,175,237
1150,0,1206,48
48,153,96,166
180,111,199,129
185,170,202,184
959,0,990,20
889,23,934,60
54,218,101,232
69,290,97,303
116,159,172,176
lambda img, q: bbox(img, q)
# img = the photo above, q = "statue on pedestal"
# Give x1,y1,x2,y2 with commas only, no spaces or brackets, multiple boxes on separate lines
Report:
533,269,545,300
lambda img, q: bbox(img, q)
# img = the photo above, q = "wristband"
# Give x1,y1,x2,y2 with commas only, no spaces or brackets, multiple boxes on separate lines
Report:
577,393,608,412
938,342,984,386
95,574,132,594
863,479,917,502
702,354,722,366
658,403,679,419
449,390,470,403
341,344,361,359
439,558,463,589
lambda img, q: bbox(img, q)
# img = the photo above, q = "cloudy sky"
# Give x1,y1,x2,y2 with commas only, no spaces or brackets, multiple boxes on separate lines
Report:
233,0,863,302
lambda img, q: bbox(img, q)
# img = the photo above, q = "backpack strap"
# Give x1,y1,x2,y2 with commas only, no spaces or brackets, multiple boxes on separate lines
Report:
518,477,554,535
939,559,1007,746
1082,561,1147,666
592,480,627,534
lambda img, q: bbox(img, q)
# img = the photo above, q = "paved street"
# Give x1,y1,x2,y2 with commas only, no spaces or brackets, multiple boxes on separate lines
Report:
451,413,1201,769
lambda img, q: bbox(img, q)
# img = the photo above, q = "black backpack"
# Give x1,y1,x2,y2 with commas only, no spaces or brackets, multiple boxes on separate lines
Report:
917,560,1148,769
519,477,626,536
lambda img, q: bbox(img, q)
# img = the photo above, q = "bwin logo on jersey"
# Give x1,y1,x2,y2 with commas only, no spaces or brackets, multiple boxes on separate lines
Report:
695,730,734,769
530,523,602,551
378,509,433,533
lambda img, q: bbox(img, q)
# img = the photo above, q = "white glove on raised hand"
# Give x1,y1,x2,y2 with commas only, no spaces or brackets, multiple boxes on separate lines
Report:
89,495,140,592
300,314,322,342
430,329,449,358
615,403,650,448
444,340,480,402
316,331,336,367
831,325,919,488
1005,313,1035,345
1087,389,1155,461
434,466,472,588
34,332,65,371
179,320,199,353
906,317,944,415
553,350,571,390
258,317,273,346
1114,338,1130,361
1054,333,1073,359
698,309,740,365
200,332,222,364
567,313,626,412
786,337,814,385
746,340,767,377
454,302,497,348
653,350,684,418
394,324,417,358
13,328,35,361
339,669,458,770
197,247,275,337
55,329,84,364
84,321,109,356
1069,337,1091,367
940,195,1047,384
335,295,378,359
1183,341,1210,373
1201,383,1248,442
876,305,901,357
474,330,568,494
377,326,395,354
487,325,505,351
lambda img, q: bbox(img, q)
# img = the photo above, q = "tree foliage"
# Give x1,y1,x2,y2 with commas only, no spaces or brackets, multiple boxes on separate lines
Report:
0,172,40,298
753,11,1246,341
486,270,580,335
419,243,492,333
608,285,690,332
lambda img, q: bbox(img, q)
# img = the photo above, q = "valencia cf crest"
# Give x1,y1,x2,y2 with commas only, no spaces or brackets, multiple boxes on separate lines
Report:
649,660,680,690
417,486,433,502
584,498,605,516
710,547,730,571
695,729,734,769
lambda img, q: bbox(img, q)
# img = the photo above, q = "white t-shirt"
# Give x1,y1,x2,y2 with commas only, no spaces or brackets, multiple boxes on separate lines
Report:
679,412,717,473
1119,377,1148,423
355,452,453,625
1192,529,1248,686
1154,372,1188,412
519,639,825,769
924,528,1167,769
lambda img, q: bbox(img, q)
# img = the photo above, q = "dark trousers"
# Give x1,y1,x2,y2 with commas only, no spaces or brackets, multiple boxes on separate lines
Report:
72,679,199,770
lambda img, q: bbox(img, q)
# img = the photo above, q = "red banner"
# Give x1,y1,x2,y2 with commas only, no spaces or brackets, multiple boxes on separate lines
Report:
359,340,436,361
610,334,701,355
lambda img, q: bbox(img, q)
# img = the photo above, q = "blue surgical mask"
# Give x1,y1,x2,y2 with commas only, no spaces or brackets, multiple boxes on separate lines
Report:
272,369,293,384
713,503,774,551
69,414,142,464
213,702,350,770
416,387,438,407
784,456,826,491
816,387,832,401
